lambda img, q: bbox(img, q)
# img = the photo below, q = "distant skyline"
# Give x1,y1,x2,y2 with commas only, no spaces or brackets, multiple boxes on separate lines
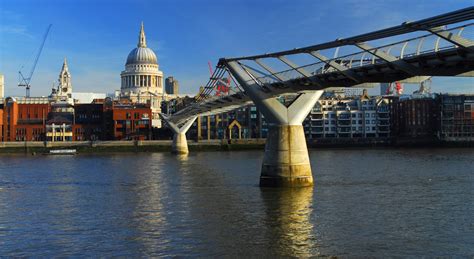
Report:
0,0,473,97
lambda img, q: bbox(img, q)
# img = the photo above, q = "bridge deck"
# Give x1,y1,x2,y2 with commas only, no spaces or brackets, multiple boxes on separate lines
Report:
168,7,474,126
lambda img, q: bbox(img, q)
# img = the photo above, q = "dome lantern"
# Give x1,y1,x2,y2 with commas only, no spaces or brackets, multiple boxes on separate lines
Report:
138,22,147,48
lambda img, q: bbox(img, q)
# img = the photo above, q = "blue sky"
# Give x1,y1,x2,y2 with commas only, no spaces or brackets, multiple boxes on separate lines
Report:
0,0,472,96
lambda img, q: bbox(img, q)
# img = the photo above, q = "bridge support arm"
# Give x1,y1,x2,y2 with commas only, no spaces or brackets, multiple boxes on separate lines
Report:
160,114,197,154
356,42,422,75
428,27,474,52
309,51,362,82
226,60,323,187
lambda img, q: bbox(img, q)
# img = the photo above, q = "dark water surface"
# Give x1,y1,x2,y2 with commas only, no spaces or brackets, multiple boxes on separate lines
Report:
0,148,473,257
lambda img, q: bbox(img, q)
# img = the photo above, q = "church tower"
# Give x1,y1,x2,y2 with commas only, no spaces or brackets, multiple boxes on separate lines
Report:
58,58,72,98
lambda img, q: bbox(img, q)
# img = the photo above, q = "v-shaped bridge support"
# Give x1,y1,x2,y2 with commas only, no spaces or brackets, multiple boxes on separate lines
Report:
160,114,197,154
226,60,323,187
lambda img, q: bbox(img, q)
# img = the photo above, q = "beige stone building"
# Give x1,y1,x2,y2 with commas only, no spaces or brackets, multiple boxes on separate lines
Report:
120,22,164,127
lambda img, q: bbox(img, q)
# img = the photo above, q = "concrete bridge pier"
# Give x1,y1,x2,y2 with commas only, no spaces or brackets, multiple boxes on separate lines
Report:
226,61,323,187
161,115,197,155
172,132,189,154
258,91,323,187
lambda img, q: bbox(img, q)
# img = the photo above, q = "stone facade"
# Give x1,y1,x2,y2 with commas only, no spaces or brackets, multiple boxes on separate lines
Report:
120,22,164,127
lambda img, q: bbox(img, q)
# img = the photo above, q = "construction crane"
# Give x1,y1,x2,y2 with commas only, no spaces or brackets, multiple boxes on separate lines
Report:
18,24,52,97
207,61,230,96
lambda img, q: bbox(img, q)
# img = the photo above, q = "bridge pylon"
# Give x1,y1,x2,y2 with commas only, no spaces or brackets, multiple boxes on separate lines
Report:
226,61,323,187
160,115,197,154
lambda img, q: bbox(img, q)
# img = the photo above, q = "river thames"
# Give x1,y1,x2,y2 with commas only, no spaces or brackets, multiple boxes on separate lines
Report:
0,148,472,257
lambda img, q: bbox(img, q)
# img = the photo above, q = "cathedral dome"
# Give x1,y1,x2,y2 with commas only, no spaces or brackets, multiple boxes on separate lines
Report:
126,47,157,65
125,22,158,66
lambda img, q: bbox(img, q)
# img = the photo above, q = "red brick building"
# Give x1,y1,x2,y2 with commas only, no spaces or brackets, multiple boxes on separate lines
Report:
391,96,440,138
105,102,152,140
0,97,50,141
0,97,152,142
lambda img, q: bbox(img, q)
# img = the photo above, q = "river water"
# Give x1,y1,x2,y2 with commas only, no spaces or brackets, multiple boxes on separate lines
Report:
0,148,472,257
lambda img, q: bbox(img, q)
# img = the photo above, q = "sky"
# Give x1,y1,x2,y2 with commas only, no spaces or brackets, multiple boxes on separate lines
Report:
0,0,473,97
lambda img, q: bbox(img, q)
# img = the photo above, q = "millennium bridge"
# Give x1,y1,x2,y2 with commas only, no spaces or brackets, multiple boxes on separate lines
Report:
160,7,474,187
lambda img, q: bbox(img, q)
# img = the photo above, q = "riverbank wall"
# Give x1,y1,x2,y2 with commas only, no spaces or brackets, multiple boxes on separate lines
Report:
0,139,267,154
0,138,472,154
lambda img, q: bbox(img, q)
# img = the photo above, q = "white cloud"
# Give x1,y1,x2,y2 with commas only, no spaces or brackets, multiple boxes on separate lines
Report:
0,10,33,38
0,24,34,38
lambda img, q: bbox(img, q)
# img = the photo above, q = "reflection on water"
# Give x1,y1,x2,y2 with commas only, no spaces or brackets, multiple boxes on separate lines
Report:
261,187,317,257
176,154,189,162
0,148,473,257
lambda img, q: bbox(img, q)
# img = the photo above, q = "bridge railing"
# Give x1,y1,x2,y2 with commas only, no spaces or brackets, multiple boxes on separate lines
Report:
245,23,473,87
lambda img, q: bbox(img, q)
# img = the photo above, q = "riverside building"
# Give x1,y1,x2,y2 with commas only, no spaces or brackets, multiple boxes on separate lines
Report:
0,58,153,142
439,94,474,140
303,91,392,140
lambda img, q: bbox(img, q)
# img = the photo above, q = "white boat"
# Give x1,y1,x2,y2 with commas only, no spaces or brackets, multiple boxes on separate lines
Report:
48,149,77,155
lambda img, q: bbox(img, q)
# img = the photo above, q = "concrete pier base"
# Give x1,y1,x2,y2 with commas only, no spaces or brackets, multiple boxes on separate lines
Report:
160,115,197,155
260,125,313,187
172,133,189,154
